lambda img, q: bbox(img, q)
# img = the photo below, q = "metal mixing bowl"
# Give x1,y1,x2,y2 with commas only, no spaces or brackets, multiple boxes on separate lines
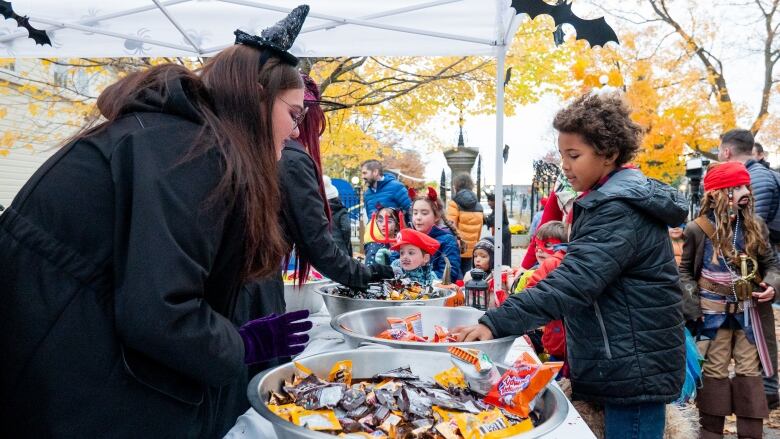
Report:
284,280,335,313
248,349,570,439
316,286,456,318
332,306,517,364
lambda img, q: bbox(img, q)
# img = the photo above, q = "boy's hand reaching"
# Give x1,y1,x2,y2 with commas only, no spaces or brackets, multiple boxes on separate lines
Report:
452,324,494,342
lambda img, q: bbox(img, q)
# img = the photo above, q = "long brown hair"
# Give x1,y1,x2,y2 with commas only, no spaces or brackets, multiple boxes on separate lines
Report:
699,187,768,265
87,45,303,279
413,193,465,251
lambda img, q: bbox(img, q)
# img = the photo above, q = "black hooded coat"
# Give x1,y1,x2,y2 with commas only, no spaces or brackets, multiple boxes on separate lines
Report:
0,78,250,437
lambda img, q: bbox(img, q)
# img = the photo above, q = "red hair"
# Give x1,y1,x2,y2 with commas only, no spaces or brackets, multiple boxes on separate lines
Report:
289,74,330,285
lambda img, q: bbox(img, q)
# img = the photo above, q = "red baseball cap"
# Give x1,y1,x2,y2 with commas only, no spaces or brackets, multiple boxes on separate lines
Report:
391,228,441,255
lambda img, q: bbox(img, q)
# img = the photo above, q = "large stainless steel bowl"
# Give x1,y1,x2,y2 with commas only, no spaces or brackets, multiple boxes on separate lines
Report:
332,306,517,364
284,280,335,313
316,286,456,318
248,349,569,439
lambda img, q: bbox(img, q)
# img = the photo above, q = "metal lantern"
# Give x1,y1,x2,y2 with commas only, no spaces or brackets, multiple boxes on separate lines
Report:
465,269,489,311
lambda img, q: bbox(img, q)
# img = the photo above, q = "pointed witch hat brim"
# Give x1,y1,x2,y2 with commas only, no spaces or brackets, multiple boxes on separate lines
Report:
234,4,310,66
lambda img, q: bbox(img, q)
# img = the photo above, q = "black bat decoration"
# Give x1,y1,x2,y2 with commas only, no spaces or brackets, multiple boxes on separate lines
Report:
512,0,618,48
0,1,51,46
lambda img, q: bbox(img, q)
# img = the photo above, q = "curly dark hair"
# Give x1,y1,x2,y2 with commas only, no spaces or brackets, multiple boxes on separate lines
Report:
553,92,643,166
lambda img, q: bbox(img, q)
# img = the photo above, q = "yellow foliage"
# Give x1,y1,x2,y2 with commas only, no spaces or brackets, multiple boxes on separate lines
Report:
0,148,8,157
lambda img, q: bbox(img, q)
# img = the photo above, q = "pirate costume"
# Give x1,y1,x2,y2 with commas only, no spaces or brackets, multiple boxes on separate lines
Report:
682,162,780,439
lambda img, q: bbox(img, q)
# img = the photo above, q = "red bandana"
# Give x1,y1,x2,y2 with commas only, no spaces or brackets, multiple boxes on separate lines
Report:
703,162,751,192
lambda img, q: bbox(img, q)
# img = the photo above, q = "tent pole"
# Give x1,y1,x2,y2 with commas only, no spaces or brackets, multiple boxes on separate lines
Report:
493,45,507,292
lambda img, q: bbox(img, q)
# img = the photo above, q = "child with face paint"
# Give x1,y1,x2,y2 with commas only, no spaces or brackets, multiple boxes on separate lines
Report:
513,221,568,293
388,228,441,286
678,161,780,438
363,207,402,266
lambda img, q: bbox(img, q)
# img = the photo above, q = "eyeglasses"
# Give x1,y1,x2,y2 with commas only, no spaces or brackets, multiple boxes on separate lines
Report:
279,96,308,129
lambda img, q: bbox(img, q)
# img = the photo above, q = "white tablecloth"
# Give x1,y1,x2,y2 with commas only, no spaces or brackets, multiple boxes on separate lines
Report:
224,305,595,439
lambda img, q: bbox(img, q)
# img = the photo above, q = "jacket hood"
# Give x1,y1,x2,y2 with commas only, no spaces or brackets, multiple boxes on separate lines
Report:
578,168,688,226
119,77,204,125
374,172,398,190
453,189,482,211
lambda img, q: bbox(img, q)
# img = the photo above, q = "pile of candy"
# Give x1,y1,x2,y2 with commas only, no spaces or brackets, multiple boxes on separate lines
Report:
375,312,457,343
265,348,562,438
328,278,447,301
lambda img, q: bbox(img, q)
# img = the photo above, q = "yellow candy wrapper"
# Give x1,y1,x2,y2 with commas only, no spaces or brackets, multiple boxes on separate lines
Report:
434,366,467,389
339,433,387,439
454,409,510,439
328,360,353,386
267,403,302,422
432,406,461,422
291,409,342,431
294,361,314,377
435,419,461,439
483,419,534,438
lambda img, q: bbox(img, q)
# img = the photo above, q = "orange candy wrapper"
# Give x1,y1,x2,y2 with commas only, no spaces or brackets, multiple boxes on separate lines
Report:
433,325,457,343
484,352,563,418
376,328,427,342
386,312,423,337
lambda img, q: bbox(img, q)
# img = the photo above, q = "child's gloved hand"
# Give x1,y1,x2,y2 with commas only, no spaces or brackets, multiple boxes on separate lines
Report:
238,310,312,364
374,248,392,265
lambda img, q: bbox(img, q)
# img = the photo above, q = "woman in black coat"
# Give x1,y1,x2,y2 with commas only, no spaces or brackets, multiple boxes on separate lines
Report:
0,12,315,437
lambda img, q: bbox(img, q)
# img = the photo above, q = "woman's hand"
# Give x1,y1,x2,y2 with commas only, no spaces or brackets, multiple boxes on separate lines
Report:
452,324,494,342
753,283,776,303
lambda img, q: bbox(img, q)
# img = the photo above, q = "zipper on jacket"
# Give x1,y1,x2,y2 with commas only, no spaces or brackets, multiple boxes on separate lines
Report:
593,302,613,359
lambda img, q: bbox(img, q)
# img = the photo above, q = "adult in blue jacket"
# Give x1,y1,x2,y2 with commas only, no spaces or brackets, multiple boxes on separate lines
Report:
718,128,780,408
361,160,412,221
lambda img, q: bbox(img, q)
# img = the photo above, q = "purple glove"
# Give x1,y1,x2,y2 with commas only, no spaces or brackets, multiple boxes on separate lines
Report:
238,310,313,364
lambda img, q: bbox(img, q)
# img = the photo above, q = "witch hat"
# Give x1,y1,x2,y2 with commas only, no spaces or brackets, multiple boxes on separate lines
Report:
234,4,309,66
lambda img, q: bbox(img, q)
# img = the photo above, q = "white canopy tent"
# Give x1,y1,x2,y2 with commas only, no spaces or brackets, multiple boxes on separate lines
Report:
2,0,528,272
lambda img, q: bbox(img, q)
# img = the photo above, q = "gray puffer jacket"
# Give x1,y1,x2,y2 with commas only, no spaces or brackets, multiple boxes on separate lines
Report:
481,168,688,405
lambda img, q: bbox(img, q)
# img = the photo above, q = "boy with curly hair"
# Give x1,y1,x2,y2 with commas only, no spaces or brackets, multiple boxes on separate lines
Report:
455,92,688,438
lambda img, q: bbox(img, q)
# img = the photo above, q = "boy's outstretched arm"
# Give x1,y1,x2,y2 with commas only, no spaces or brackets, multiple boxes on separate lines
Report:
479,204,637,338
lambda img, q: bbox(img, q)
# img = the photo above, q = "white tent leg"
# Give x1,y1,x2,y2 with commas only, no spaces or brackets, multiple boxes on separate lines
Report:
493,46,507,293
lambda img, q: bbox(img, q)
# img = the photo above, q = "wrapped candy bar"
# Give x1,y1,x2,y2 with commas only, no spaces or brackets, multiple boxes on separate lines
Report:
448,347,501,396
433,325,457,343
386,312,423,337
433,366,467,390
375,328,427,342
484,352,563,418
328,360,353,386
291,409,342,431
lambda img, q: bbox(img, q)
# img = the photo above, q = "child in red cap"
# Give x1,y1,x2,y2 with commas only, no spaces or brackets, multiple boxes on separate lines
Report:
390,228,441,285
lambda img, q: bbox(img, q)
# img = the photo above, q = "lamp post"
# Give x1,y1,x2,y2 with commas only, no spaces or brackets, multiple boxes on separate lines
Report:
351,176,365,247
